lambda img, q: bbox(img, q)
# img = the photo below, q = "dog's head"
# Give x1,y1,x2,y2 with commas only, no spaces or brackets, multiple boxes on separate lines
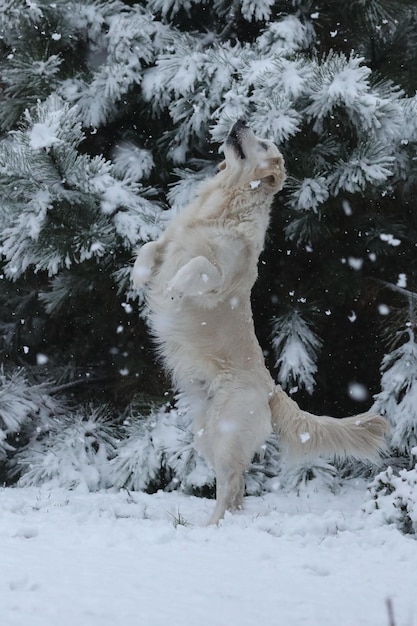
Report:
218,119,286,193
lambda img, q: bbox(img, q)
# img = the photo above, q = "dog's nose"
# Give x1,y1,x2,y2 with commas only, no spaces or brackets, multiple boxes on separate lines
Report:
230,119,249,136
226,119,249,159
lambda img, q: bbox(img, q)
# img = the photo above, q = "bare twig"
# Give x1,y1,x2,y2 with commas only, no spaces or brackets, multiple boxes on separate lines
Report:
48,376,111,395
218,0,241,42
386,598,396,626
371,277,416,299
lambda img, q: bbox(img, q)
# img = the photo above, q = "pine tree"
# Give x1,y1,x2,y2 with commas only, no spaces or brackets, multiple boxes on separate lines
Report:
271,311,322,395
0,366,67,483
1,0,417,488
366,462,417,535
14,405,120,491
373,296,417,460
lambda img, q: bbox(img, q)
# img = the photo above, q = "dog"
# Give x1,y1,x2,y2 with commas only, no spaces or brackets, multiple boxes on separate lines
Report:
132,119,388,525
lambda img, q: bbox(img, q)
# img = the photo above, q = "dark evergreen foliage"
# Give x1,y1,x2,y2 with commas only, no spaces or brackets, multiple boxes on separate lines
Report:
0,0,416,489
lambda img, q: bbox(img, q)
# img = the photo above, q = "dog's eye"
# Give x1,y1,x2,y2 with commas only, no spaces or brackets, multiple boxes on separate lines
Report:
259,141,268,151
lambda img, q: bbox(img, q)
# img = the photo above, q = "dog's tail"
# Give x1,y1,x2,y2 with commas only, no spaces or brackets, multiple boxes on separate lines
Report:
269,385,388,463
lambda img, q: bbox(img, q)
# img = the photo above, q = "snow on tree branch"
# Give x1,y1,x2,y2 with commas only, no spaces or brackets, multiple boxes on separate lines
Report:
271,311,322,395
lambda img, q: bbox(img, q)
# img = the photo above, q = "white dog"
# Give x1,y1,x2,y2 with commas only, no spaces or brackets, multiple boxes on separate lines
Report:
132,120,387,525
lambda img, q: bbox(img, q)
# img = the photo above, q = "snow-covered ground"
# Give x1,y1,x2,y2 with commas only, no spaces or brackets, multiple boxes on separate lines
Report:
2,480,416,626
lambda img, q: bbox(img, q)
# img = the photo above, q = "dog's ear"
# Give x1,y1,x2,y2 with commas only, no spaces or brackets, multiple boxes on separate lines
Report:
255,156,286,191
217,160,227,171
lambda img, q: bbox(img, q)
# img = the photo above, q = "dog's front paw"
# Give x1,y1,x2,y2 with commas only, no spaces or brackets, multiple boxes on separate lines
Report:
166,278,183,301
132,263,152,290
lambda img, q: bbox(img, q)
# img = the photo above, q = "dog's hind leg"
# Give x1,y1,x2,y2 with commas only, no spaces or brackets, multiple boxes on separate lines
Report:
205,384,272,525
207,462,245,526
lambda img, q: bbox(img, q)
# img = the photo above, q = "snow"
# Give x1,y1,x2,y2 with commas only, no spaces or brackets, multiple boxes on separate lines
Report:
278,59,311,99
29,122,62,150
347,256,364,270
397,273,407,288
112,143,154,181
378,304,390,316
36,353,49,365
1,482,417,626
257,16,308,54
291,176,329,212
348,381,369,402
272,312,322,394
328,66,370,106
380,233,401,247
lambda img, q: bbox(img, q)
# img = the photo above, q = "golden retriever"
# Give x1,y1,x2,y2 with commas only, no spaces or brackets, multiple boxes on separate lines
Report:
132,120,387,525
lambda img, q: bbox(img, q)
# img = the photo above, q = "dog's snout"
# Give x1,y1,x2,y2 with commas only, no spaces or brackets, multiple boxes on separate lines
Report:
229,119,249,138
226,119,250,160
235,118,249,130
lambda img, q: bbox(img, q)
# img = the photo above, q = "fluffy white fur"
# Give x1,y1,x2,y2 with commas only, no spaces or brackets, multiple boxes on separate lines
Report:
132,120,388,525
